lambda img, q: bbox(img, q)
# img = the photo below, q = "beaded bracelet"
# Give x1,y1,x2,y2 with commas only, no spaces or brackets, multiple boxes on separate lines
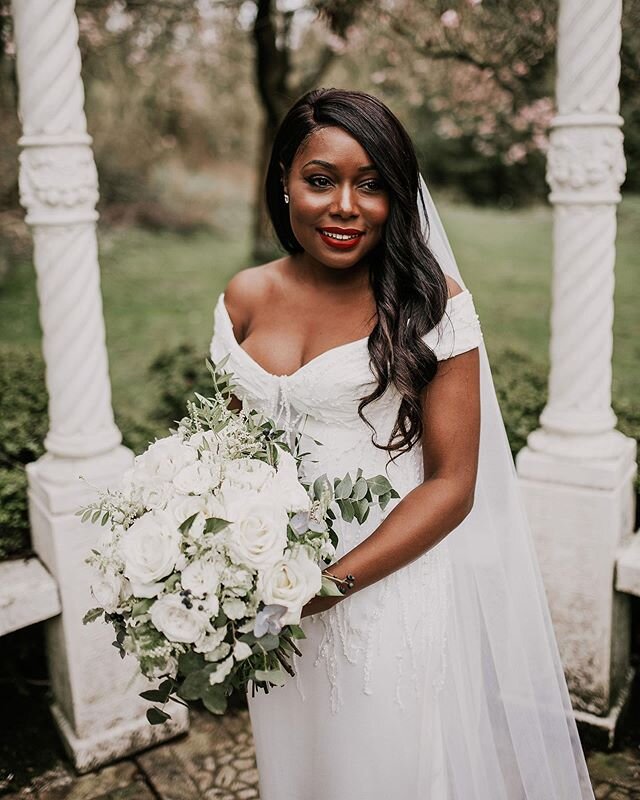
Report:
322,569,357,595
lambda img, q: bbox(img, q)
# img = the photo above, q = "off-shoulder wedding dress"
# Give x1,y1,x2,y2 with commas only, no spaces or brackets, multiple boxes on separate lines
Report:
207,171,595,800
210,289,483,798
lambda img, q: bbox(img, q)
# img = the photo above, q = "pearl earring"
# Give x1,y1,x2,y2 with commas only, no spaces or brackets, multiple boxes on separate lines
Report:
284,192,290,204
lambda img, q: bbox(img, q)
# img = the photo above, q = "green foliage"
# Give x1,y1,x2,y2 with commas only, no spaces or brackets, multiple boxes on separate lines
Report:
0,345,47,558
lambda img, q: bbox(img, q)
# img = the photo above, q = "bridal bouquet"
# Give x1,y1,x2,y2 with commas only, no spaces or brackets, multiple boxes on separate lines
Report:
78,356,398,724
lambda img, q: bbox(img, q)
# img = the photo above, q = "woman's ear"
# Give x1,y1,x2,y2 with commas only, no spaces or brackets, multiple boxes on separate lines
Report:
280,162,288,195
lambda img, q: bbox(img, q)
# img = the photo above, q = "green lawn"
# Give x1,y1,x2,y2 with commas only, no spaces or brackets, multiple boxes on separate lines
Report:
0,192,638,429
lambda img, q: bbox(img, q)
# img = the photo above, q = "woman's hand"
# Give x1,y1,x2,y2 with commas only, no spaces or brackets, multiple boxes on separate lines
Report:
300,593,342,619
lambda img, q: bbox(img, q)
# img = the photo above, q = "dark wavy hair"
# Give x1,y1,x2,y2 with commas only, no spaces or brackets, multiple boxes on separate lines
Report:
265,88,449,461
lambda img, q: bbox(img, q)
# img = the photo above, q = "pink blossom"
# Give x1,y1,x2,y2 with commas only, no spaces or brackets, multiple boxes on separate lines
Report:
504,143,528,165
440,10,460,28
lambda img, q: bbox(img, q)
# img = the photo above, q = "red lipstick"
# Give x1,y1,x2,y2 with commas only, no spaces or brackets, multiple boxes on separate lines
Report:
317,227,365,250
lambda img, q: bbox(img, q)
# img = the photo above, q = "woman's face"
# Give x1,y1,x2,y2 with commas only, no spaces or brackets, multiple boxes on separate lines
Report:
283,126,390,271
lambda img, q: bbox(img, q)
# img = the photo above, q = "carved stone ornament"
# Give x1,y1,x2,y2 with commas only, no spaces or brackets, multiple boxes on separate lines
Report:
18,142,99,224
546,124,626,203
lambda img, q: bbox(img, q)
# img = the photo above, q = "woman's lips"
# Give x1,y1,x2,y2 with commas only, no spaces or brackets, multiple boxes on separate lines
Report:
317,228,365,250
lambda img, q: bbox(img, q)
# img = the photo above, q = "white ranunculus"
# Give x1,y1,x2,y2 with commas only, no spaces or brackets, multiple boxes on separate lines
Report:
220,563,254,596
164,494,206,531
120,510,181,588
208,653,234,683
273,450,311,513
223,494,288,571
90,572,126,612
150,593,209,643
258,547,322,626
188,429,225,454
137,478,174,512
181,558,222,598
222,597,247,620
204,641,232,663
195,625,227,654
233,641,253,661
222,458,276,493
173,461,221,496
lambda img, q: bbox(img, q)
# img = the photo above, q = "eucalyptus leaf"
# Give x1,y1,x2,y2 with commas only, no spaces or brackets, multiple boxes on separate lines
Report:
132,598,154,617
179,512,199,534
205,517,230,534
338,498,355,523
287,624,307,640
367,475,393,496
146,707,171,725
255,632,280,652
254,667,287,686
201,683,228,714
178,669,208,701
379,491,392,510
335,473,353,500
82,607,103,625
178,650,206,676
352,477,368,501
353,497,368,524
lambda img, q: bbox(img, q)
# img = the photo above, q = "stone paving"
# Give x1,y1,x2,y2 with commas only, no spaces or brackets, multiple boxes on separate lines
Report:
2,706,640,799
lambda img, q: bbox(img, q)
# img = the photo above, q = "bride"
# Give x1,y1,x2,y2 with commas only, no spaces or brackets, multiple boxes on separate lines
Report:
209,88,595,799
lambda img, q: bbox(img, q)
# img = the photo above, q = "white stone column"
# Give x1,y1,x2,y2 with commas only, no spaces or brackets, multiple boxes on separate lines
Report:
516,0,637,747
11,0,188,770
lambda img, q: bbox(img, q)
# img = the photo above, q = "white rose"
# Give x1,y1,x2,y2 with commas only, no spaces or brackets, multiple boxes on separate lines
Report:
222,597,247,620
150,593,209,643
134,435,197,483
224,494,288,571
173,461,221,496
233,641,253,661
90,572,126,612
120,510,181,588
208,653,235,684
181,558,222,598
258,547,322,626
129,578,165,598
222,458,276,493
164,494,206,530
273,451,311,513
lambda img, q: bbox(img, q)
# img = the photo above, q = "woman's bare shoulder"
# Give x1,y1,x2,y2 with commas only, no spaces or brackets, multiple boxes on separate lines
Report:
445,274,464,298
222,257,287,339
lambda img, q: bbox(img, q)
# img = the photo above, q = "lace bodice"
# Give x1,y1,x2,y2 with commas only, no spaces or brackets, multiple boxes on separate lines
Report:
209,287,484,712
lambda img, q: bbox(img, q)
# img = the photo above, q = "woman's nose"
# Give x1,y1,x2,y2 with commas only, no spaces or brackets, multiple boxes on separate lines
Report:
332,184,357,217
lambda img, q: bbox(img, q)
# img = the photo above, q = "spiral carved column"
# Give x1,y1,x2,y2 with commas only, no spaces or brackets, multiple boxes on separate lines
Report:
13,0,120,458
516,0,637,746
11,0,188,769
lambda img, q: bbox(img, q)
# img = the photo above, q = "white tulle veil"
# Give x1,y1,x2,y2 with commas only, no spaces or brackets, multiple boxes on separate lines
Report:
416,174,595,799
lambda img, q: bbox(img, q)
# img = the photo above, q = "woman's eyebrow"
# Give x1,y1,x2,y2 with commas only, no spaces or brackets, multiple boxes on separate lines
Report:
301,159,378,172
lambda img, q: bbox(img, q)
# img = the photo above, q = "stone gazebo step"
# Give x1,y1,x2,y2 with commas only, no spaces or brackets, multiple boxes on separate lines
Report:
616,532,640,598
0,557,60,636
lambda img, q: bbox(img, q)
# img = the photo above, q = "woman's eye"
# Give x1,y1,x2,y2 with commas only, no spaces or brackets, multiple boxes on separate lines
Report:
305,176,383,191
307,176,332,188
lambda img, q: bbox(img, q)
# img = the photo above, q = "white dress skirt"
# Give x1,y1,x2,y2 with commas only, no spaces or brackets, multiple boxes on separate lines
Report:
210,289,484,799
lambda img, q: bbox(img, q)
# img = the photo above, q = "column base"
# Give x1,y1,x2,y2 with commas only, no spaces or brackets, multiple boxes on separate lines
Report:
574,666,636,751
51,699,189,773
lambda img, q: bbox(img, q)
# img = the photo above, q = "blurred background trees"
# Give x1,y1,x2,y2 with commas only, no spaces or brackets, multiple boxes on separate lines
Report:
1,0,638,255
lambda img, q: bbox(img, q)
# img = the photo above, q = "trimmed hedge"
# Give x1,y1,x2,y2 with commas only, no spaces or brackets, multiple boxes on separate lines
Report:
1,343,637,560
